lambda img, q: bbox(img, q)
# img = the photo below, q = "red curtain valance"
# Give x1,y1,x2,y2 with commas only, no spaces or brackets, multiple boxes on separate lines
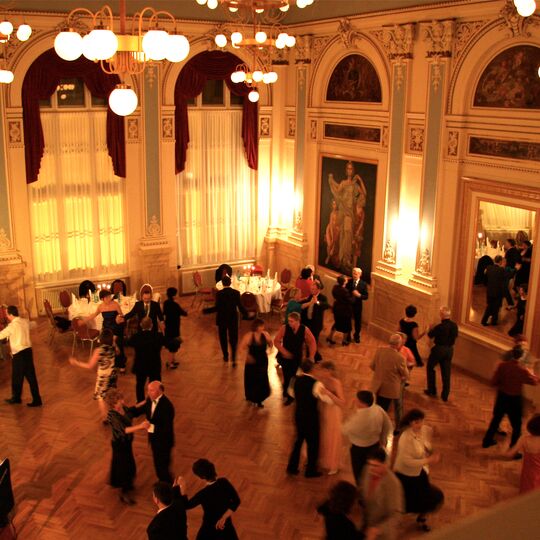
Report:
174,50,258,174
22,49,126,184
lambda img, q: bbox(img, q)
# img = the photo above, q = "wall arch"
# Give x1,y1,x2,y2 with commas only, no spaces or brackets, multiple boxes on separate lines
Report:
309,35,390,110
447,21,540,117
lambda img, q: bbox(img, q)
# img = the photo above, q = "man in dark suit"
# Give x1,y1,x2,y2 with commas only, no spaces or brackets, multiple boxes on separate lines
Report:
481,255,506,326
215,276,248,366
135,381,175,483
287,360,330,478
346,267,369,343
300,281,329,361
122,287,164,332
147,481,187,540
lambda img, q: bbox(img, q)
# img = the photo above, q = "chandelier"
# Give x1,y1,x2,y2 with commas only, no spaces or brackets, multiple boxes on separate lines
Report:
195,0,315,102
53,0,190,116
0,16,32,84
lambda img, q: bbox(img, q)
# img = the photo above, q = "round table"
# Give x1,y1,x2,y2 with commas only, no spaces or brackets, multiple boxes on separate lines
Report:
216,276,281,313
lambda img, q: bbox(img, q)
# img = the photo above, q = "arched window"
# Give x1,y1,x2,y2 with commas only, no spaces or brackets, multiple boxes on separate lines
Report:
28,77,126,282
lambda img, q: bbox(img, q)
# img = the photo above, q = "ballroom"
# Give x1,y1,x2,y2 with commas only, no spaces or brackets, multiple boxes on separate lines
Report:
0,0,539,538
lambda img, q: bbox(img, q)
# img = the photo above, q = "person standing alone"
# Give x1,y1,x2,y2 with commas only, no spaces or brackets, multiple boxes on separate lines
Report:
346,267,368,343
1,305,42,407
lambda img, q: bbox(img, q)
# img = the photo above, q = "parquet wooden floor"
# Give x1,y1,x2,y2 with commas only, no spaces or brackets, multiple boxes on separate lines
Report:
0,308,532,539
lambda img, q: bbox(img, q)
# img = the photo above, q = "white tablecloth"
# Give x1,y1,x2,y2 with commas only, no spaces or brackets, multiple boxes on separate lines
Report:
216,277,281,313
68,294,137,330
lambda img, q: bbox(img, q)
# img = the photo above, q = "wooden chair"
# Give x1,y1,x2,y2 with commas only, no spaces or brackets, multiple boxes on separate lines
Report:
241,292,259,319
280,268,292,294
192,271,214,308
44,299,71,345
71,317,100,356
59,290,71,315
270,287,292,320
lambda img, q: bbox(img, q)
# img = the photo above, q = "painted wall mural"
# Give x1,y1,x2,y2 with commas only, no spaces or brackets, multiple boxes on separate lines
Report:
326,54,382,103
317,156,377,281
474,45,540,109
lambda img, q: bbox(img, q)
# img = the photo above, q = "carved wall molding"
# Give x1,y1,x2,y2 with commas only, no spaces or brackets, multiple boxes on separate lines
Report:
0,228,12,251
381,126,389,148
127,117,140,142
286,115,296,138
416,248,432,275
7,120,22,146
294,34,312,64
161,117,173,140
423,20,454,58
338,18,362,49
259,115,271,138
309,119,317,140
370,23,415,62
499,0,537,37
407,125,425,153
453,20,488,60
146,215,162,237
447,130,459,157
311,35,334,66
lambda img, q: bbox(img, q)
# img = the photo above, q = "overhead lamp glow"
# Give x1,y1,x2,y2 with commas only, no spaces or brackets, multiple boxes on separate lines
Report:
248,89,259,103
215,33,228,48
16,23,32,41
142,29,169,60
279,4,290,12
297,0,307,7
255,8,264,13
275,37,286,49
255,31,267,43
252,70,263,82
229,6,239,12
266,71,278,83
231,31,243,44
285,35,296,47
514,0,537,16
82,33,99,61
207,0,219,8
0,21,14,36
108,84,138,116
54,30,83,61
166,34,190,62
0,69,14,84
196,0,207,4
230,70,245,83
88,28,118,60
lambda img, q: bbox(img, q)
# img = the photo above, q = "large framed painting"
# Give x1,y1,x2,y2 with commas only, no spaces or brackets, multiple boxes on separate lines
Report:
317,155,377,282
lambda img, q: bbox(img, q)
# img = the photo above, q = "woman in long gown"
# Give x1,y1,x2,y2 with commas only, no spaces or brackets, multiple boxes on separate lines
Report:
104,389,149,505
318,361,346,474
508,414,540,493
69,328,117,422
163,286,188,369
181,459,241,540
85,289,126,371
327,275,353,346
239,318,272,408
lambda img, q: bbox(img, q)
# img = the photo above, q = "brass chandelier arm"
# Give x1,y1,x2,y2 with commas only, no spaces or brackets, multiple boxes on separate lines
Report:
66,5,114,30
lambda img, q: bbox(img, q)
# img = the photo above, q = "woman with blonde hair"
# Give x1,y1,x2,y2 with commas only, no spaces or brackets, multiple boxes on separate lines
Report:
318,361,346,475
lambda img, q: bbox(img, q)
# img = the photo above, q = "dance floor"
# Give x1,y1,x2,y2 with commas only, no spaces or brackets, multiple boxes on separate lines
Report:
0,307,529,539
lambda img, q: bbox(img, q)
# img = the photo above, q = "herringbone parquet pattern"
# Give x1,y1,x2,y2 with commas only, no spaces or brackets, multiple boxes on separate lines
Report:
0,309,529,539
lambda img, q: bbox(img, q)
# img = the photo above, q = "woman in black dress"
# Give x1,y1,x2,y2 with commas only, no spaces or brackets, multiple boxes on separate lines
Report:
239,318,272,408
327,275,353,346
183,459,241,539
398,305,425,367
163,287,188,369
317,480,363,539
105,389,149,505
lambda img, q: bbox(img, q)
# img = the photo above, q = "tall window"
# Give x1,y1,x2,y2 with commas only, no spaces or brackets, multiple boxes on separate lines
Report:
176,79,256,267
29,78,126,283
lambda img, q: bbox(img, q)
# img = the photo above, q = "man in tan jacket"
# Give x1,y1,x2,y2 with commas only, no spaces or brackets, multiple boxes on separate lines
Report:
370,334,409,429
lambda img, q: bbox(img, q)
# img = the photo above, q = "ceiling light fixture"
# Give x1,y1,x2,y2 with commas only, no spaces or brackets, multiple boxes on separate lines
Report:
0,16,32,84
53,0,190,116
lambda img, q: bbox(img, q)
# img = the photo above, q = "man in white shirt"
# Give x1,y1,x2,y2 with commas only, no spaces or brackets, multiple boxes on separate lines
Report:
342,390,392,483
0,305,42,407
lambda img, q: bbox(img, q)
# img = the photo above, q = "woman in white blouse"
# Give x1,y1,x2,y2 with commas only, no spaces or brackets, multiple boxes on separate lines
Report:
393,409,444,532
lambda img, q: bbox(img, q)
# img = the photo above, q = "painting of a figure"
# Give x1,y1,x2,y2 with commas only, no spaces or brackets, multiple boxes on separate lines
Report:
318,156,377,281
474,45,540,109
326,54,382,103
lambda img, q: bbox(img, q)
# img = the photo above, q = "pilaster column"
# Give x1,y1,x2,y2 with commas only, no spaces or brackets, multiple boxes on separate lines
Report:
373,24,416,278
139,66,170,293
288,35,311,260
409,20,454,289
0,87,26,311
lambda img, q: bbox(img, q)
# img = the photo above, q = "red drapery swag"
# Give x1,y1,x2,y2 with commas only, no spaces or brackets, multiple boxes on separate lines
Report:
22,49,126,184
174,50,258,174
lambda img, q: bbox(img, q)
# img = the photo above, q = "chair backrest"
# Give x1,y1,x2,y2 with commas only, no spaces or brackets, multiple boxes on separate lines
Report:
43,299,55,323
282,287,293,304
241,292,258,311
71,317,93,339
59,290,72,309
193,271,203,288
280,268,292,284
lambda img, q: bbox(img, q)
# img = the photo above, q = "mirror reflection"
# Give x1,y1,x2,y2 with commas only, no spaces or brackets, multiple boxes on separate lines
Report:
469,201,535,337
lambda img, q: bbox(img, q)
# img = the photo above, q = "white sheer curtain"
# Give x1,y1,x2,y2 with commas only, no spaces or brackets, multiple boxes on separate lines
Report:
176,109,256,267
28,111,126,283
480,201,534,233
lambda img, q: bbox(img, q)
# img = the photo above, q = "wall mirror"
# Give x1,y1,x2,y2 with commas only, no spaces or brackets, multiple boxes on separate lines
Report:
455,178,540,356
468,201,536,337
